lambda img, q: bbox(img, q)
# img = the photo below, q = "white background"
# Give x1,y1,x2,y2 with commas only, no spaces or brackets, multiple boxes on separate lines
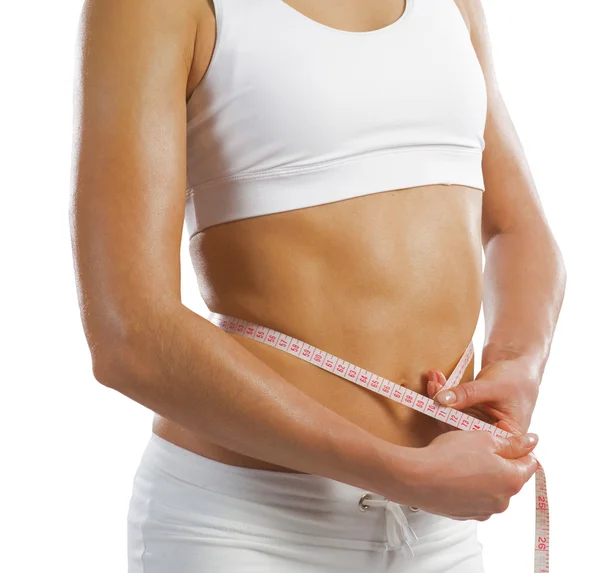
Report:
1,1,597,571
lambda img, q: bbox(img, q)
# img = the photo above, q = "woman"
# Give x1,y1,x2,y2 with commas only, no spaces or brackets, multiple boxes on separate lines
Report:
70,0,566,571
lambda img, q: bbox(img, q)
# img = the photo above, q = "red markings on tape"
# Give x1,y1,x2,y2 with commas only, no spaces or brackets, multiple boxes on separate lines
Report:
212,312,549,573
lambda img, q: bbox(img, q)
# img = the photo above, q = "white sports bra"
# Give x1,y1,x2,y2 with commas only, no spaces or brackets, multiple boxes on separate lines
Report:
185,0,487,236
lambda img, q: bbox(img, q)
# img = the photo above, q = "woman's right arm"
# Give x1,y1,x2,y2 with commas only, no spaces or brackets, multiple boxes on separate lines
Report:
69,0,402,493
69,0,538,520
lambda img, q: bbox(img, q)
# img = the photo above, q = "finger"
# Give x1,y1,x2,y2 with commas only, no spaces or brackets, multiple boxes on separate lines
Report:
429,369,447,391
462,404,498,425
427,373,458,433
472,402,503,421
496,419,521,436
434,378,505,409
467,404,521,435
494,433,539,460
427,370,444,398
511,452,540,485
427,379,436,398
474,515,492,522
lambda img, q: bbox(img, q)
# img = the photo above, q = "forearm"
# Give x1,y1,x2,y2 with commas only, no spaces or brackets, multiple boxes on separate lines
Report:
481,226,566,376
93,301,407,494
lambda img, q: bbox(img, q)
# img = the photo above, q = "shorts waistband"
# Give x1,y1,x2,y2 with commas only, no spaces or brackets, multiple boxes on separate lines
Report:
143,432,371,510
131,433,475,553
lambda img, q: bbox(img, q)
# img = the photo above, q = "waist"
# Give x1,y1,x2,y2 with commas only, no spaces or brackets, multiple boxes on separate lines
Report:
184,185,482,449
191,183,482,376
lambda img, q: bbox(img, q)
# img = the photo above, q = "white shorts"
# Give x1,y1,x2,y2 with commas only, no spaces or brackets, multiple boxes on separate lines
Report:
127,433,485,572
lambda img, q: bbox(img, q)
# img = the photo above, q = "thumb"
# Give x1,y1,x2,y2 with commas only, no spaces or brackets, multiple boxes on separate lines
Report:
434,378,502,409
494,433,539,460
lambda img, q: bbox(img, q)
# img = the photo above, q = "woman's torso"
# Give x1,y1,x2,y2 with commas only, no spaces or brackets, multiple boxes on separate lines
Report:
153,0,484,471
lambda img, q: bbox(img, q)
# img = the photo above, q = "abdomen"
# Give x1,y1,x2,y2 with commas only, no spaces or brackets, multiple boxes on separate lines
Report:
170,183,483,460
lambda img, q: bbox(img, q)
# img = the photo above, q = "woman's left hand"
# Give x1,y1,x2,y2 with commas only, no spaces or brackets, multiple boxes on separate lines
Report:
427,354,542,436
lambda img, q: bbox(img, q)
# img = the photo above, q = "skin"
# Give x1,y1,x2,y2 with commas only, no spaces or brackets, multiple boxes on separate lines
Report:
70,0,566,521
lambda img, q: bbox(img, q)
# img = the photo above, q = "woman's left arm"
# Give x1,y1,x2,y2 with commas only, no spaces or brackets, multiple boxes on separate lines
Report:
433,0,567,434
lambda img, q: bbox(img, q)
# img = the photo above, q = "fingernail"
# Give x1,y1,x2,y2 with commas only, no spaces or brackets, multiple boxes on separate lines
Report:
437,390,456,405
519,433,538,447
428,369,436,381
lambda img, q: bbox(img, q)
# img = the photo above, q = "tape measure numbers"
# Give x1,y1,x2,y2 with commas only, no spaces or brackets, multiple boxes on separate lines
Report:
207,312,550,573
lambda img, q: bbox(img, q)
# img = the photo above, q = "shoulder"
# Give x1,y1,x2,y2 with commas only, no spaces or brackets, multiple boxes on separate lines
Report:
78,0,204,50
77,0,214,90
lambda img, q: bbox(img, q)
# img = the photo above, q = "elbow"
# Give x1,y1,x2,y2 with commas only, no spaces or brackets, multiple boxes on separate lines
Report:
82,299,186,390
87,322,148,391
90,334,138,390
91,343,128,389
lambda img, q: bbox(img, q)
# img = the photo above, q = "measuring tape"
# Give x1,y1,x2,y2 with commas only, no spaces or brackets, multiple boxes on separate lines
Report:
207,312,550,573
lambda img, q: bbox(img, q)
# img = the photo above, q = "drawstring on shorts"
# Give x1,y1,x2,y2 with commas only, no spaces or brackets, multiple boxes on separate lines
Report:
358,493,420,557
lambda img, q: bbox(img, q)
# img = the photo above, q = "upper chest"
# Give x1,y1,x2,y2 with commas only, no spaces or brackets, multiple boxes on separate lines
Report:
276,0,410,33
187,0,472,100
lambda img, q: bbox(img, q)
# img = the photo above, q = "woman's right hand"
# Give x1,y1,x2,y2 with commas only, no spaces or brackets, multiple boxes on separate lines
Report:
380,429,540,521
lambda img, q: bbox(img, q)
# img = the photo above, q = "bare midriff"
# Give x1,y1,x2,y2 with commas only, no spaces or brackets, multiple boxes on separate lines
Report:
153,0,481,472
153,183,484,471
